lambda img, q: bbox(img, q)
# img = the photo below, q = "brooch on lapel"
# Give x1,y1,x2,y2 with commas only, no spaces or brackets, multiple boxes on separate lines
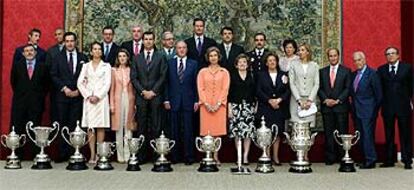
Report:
250,57,255,62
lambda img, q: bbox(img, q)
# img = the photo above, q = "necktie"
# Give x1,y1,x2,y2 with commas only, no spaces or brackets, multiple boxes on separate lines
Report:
168,49,172,56
353,71,362,92
134,42,139,56
146,51,151,71
104,45,109,60
330,66,336,88
68,52,74,74
225,45,230,59
390,65,396,77
197,37,202,55
178,58,184,83
27,61,34,79
257,50,262,58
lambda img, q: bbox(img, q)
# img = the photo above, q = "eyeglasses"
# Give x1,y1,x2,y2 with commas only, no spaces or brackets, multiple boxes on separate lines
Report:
385,52,397,56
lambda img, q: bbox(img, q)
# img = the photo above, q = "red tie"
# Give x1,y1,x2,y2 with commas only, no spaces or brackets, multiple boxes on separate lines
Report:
134,42,140,56
330,67,336,88
28,61,34,79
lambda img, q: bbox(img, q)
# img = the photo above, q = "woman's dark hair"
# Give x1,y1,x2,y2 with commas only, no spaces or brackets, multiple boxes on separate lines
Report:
205,47,222,65
282,39,298,54
233,53,250,66
114,48,131,68
89,41,103,59
263,52,280,71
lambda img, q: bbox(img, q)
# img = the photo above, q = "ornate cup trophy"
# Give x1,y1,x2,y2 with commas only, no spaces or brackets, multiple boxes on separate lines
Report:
334,130,360,172
196,131,222,172
252,116,278,173
231,131,252,175
283,121,317,173
26,121,59,169
150,131,175,172
1,126,26,169
94,142,116,170
125,135,145,171
61,121,94,170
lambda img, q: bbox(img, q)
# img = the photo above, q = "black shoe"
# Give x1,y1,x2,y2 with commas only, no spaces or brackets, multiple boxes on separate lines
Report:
359,162,376,169
184,161,193,166
325,161,335,166
379,163,395,168
404,163,412,170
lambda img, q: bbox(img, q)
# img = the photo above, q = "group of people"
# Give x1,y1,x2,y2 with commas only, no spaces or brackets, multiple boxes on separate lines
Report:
10,18,412,170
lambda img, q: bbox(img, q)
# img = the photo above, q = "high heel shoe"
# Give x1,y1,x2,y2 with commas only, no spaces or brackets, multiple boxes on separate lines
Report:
272,160,282,166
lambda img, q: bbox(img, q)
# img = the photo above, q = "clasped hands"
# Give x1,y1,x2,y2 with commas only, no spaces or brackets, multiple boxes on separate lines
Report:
324,98,339,107
268,98,282,109
205,102,221,113
299,99,313,110
87,95,100,104
142,90,157,100
63,87,80,98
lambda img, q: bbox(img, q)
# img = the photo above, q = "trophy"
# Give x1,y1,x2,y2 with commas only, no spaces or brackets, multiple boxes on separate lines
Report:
1,126,26,169
125,135,145,171
61,121,94,170
94,142,116,170
284,121,317,173
252,116,278,173
196,132,222,172
150,131,175,172
334,130,360,172
26,121,59,169
231,131,251,175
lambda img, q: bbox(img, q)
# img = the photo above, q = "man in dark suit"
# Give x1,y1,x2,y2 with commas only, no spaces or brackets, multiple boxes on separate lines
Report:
13,28,46,65
101,26,119,66
377,47,413,169
121,25,143,62
217,26,244,73
50,32,88,162
130,31,167,163
184,18,217,70
160,31,176,61
350,51,382,169
46,28,64,124
10,44,49,159
163,41,199,165
318,48,352,165
246,32,269,76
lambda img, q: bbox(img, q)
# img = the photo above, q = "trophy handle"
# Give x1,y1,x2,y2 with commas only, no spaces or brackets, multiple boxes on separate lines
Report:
150,140,156,151
25,121,36,143
61,127,71,145
333,130,343,146
283,132,291,146
310,132,318,145
271,124,279,145
195,137,203,152
214,137,222,152
49,122,60,145
168,140,175,151
19,134,27,147
110,142,117,155
84,128,95,146
0,135,7,147
351,131,360,146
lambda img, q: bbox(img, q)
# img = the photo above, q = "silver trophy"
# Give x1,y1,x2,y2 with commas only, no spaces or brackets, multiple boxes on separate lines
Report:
150,131,175,172
125,135,145,171
1,126,26,169
61,121,94,170
94,142,116,170
334,130,360,172
253,116,278,173
196,132,222,172
26,121,59,169
284,121,317,173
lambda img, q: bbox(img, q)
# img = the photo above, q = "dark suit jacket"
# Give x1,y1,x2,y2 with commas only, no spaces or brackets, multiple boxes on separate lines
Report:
256,71,291,119
217,43,245,73
350,66,383,119
50,50,88,103
377,62,413,117
121,40,144,61
318,64,352,113
159,48,176,61
165,58,198,111
184,36,217,69
130,50,167,105
10,59,49,112
246,49,269,76
45,44,63,68
13,45,46,65
101,42,120,66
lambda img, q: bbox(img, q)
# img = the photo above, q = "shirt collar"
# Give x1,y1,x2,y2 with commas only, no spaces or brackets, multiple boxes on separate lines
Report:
195,35,204,41
26,59,36,65
389,60,399,68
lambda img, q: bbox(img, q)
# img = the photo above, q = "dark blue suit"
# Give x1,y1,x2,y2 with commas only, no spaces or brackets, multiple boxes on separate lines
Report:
165,57,198,163
350,65,382,165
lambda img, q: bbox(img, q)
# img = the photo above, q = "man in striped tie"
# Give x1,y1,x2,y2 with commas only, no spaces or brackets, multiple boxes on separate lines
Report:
163,41,199,165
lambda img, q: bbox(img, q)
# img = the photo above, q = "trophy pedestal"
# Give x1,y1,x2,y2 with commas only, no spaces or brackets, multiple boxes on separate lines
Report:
32,161,52,169
289,160,312,173
231,166,251,175
127,159,141,171
152,162,173,172
255,159,274,173
198,161,219,172
339,161,356,172
5,158,22,169
66,161,88,170
94,160,114,171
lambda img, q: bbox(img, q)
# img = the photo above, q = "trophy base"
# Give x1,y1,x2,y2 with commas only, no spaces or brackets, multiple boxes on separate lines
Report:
94,162,114,171
4,158,22,169
289,163,312,173
66,162,88,170
31,161,52,170
126,164,141,171
231,166,251,175
152,162,173,172
198,162,219,172
338,161,356,172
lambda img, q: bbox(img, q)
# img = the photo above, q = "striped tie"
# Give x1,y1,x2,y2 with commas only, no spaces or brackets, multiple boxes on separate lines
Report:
178,58,184,83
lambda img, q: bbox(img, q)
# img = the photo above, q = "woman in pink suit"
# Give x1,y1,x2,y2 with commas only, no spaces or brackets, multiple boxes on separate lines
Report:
197,47,230,165
110,49,137,163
